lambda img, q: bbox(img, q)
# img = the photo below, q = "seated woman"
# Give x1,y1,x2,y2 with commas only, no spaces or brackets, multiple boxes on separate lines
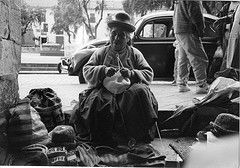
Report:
74,12,158,147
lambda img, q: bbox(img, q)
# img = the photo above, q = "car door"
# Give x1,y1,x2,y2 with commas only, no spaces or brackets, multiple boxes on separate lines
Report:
133,17,175,79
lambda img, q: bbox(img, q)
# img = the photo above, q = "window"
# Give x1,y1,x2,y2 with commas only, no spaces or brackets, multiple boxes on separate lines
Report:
142,23,153,38
43,23,48,32
56,30,63,35
140,22,167,39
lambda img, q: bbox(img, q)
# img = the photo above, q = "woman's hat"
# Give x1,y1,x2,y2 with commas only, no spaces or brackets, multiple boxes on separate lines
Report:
210,113,239,135
108,12,135,33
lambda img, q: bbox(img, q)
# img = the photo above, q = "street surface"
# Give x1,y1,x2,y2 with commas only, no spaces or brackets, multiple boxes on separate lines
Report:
18,74,199,111
21,53,62,64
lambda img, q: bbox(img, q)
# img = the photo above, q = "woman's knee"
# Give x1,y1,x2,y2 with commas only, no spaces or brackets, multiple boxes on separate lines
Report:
127,83,148,94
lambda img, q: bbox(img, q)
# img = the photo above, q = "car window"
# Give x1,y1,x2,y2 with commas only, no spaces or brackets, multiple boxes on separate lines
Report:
154,24,167,38
140,22,167,39
142,23,153,38
138,17,173,40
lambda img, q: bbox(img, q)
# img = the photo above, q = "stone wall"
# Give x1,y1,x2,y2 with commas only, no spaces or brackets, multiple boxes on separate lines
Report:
0,0,21,148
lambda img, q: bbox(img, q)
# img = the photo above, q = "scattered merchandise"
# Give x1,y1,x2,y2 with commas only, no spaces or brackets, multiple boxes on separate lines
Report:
7,98,50,151
27,88,65,131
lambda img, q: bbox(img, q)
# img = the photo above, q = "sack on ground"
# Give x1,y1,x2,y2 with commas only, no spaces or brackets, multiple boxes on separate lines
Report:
12,144,49,166
27,88,65,131
7,98,50,151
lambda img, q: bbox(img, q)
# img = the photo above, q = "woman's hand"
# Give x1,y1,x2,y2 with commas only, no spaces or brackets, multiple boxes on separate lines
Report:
105,67,117,77
120,68,132,78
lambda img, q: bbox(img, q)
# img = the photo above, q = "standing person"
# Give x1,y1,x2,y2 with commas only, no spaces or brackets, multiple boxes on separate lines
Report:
225,3,240,71
73,12,158,147
216,1,239,71
213,2,240,79
173,0,209,94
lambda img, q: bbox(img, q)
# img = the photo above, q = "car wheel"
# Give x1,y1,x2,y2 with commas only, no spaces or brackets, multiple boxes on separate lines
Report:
78,69,86,84
68,67,74,75
57,63,62,74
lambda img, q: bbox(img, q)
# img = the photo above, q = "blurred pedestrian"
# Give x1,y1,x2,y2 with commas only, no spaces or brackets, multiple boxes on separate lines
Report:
214,1,240,71
213,2,240,81
185,135,238,168
187,113,239,168
226,3,240,71
173,0,209,94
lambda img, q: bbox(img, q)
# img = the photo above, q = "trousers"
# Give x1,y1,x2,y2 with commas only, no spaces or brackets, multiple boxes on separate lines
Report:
176,33,209,85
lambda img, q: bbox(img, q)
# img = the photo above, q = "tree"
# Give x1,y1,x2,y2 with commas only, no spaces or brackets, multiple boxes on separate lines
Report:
52,0,84,43
123,0,173,17
81,0,105,39
21,3,45,36
52,0,105,42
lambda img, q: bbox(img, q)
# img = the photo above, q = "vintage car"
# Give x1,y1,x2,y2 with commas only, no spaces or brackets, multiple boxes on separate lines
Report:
57,39,109,80
60,11,220,84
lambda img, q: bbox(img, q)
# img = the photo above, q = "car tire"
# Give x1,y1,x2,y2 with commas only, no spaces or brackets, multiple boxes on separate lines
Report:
78,69,86,84
57,63,62,74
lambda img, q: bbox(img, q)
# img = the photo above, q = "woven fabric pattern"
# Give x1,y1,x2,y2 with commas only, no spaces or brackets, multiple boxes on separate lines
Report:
7,98,50,150
27,88,65,131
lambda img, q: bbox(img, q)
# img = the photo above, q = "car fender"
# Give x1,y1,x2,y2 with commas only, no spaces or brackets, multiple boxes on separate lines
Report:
73,53,93,76
71,49,97,75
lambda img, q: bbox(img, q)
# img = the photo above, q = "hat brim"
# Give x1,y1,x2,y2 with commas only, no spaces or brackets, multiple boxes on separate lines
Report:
108,20,135,33
210,122,238,133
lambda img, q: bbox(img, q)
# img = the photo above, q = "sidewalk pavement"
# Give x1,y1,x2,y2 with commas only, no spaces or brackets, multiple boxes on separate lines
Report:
21,52,62,64
20,53,202,111
18,74,200,112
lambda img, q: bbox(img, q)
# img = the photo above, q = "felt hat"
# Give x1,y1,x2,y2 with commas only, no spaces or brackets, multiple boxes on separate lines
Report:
210,113,239,135
108,12,135,32
48,125,77,150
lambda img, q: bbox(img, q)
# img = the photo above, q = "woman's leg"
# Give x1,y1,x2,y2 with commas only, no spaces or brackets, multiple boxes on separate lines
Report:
117,84,158,142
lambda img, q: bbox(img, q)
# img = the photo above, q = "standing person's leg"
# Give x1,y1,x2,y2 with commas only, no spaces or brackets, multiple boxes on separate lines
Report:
177,33,209,94
176,34,191,92
172,46,179,85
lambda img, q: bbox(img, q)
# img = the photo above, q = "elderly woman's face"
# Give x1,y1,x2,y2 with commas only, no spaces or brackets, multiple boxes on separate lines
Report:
110,27,129,51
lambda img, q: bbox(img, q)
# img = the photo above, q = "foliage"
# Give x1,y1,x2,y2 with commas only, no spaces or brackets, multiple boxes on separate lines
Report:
202,1,230,16
81,0,105,39
123,0,173,16
123,0,229,18
21,3,45,36
52,0,105,42
52,0,84,43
